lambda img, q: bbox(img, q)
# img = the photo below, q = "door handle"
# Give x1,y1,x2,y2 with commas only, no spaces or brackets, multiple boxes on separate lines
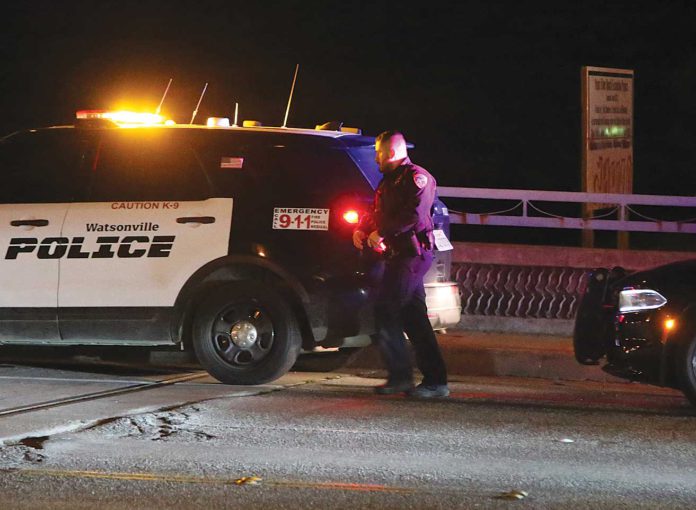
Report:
176,216,216,224
11,219,49,227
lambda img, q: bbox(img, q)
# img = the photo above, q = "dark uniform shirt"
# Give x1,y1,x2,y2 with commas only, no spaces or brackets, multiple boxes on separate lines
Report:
360,157,436,251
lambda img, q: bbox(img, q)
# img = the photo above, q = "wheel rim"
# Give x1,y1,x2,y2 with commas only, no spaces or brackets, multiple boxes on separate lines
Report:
212,302,275,367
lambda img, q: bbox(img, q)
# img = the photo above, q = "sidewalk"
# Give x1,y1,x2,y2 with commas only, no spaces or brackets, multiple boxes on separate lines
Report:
342,329,626,383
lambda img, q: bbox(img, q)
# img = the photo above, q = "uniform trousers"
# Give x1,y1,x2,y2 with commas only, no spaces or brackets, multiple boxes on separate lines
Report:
372,249,448,385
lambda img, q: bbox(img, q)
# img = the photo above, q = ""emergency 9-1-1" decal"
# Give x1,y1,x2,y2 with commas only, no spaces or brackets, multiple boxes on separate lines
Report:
272,208,329,230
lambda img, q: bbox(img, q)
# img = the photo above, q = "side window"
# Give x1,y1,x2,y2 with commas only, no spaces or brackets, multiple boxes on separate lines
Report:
88,131,211,202
194,135,374,202
0,129,86,204
255,145,372,201
193,135,256,197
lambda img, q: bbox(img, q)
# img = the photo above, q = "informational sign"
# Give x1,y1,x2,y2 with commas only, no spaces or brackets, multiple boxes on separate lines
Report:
433,229,453,251
581,66,634,210
272,207,330,230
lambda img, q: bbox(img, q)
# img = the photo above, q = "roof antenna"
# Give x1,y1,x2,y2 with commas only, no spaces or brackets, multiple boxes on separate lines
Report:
282,64,300,128
190,82,209,124
155,78,173,115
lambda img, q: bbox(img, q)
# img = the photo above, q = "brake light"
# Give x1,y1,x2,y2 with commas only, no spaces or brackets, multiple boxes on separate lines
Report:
342,210,360,224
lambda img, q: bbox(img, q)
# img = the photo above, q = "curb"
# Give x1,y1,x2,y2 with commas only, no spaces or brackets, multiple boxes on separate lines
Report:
343,331,626,383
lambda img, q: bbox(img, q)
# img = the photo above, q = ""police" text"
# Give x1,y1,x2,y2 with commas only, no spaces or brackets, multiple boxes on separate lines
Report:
4,236,176,259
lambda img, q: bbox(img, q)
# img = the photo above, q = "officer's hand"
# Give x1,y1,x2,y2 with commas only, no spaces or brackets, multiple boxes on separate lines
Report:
367,230,384,251
352,230,367,250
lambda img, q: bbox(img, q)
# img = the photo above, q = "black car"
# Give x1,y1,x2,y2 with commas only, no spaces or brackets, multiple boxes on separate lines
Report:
574,259,696,405
0,110,461,385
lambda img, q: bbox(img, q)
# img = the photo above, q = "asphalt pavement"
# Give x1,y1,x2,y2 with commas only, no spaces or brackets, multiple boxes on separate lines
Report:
1,369,694,510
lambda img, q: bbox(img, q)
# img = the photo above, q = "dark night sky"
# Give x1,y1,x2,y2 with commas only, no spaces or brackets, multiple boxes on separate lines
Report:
2,0,695,194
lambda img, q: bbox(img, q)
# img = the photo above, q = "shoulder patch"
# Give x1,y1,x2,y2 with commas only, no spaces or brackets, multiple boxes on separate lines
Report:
413,173,428,189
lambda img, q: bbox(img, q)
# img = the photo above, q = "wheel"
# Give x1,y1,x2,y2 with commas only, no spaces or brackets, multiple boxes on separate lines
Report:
677,333,696,407
192,282,301,385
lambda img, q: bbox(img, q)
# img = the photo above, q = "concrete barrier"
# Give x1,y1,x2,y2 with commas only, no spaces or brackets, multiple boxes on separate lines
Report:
451,242,695,335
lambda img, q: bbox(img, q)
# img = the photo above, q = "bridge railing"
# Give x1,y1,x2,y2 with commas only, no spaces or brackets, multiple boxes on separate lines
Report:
437,187,695,330
438,187,696,234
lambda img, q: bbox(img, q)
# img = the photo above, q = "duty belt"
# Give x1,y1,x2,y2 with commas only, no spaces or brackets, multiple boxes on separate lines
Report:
386,229,433,258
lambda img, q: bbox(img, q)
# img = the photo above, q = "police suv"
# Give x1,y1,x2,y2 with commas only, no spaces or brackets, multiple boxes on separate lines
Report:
0,111,461,384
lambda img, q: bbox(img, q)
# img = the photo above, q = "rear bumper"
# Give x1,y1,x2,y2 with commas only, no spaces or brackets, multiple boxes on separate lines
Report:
313,280,462,349
425,282,462,330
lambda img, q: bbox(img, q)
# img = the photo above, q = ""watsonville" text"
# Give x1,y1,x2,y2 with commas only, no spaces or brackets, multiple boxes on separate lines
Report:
86,223,160,232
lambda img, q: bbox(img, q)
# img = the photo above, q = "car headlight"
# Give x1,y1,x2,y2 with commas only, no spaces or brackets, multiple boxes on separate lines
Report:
618,288,667,313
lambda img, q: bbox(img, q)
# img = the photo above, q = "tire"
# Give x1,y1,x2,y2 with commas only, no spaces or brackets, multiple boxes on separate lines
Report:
192,282,302,385
677,333,696,407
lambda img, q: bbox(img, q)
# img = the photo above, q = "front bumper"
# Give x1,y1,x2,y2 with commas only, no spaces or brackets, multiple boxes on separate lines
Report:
605,309,668,382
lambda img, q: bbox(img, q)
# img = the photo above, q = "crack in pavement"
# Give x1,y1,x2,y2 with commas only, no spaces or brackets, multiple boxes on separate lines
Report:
0,375,341,468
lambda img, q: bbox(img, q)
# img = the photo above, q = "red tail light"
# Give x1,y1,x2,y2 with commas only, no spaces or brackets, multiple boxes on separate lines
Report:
342,210,360,224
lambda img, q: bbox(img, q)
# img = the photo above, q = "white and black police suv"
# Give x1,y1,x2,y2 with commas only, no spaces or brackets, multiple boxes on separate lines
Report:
0,110,461,384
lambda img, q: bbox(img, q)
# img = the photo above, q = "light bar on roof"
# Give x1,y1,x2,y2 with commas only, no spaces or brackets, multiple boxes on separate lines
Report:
75,110,165,127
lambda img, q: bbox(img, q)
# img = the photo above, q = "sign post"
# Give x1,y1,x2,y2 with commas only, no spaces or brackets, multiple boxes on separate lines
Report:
581,66,634,248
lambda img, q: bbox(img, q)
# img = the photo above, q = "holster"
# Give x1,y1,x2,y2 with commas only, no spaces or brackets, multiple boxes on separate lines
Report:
388,230,432,258
416,229,434,251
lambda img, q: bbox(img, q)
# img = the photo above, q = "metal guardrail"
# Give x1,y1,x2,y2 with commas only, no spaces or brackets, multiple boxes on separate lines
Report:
438,187,696,234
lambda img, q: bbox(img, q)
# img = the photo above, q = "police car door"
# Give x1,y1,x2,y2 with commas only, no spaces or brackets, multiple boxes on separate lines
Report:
0,129,84,342
58,129,232,343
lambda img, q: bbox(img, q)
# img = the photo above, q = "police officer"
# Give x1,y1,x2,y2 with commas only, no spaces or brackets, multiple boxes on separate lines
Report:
353,130,449,398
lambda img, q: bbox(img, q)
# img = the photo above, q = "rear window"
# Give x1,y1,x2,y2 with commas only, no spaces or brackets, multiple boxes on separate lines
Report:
345,145,381,189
